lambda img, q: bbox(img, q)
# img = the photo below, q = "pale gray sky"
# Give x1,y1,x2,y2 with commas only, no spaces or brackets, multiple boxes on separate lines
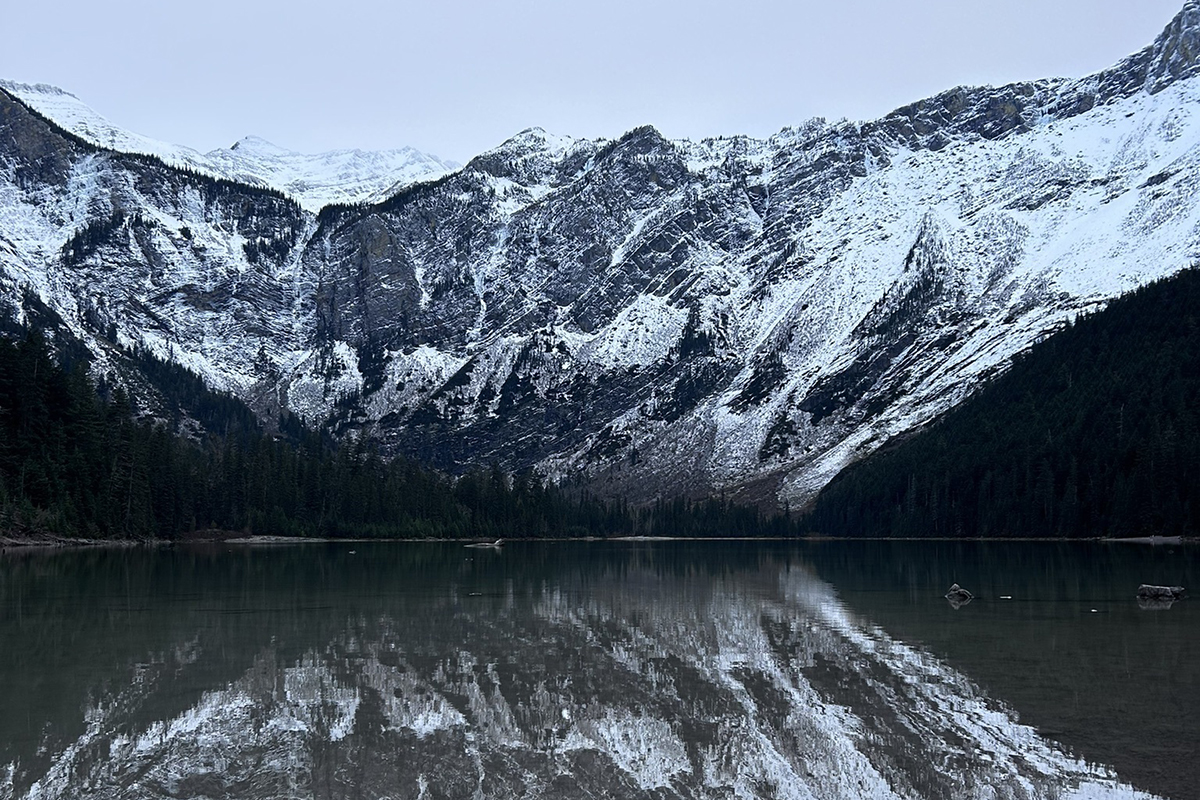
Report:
1,0,1186,163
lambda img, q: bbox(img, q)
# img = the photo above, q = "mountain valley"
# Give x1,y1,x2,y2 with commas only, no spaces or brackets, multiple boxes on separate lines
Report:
2,2,1199,511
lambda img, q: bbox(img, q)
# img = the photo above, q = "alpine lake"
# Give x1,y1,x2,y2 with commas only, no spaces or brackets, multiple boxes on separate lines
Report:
0,539,1195,800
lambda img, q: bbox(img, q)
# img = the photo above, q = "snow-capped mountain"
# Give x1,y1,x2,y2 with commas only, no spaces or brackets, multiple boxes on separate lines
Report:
1,2,1199,509
0,80,459,211
201,135,460,211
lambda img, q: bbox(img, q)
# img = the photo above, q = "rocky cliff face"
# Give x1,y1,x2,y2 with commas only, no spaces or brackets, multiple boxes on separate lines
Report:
2,2,1200,509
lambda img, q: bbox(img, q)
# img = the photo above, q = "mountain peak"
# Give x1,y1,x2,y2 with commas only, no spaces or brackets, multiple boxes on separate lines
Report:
1086,0,1200,101
0,79,456,210
502,127,575,152
1144,0,1200,92
227,135,292,156
469,127,579,175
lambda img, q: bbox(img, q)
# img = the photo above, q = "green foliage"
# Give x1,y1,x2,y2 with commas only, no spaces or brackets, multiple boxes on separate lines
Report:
806,267,1200,538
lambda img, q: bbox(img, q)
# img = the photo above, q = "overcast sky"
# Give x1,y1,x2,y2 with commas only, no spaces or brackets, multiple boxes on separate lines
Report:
1,0,1186,163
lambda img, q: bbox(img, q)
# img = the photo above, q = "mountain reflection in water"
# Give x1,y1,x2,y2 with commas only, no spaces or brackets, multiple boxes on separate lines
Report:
0,543,1181,800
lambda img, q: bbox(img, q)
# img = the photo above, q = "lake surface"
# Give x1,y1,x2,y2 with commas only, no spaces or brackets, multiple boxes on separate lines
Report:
0,540,1195,800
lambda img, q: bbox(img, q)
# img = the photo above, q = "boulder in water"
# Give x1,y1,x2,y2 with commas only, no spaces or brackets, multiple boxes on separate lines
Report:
945,583,973,609
1136,584,1186,601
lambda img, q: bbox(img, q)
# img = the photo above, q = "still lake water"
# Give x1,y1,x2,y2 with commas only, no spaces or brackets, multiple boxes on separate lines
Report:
0,540,1195,800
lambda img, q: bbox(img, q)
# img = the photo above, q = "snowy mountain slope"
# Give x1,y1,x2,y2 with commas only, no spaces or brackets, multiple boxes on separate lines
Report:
203,135,460,211
0,92,311,401
1,2,1199,510
295,0,1200,508
0,80,459,211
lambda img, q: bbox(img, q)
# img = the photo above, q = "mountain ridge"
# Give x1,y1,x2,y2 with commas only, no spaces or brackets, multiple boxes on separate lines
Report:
0,79,459,212
1,2,1199,511
807,265,1200,538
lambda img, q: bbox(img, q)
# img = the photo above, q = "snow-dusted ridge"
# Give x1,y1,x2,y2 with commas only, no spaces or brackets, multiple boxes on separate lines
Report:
0,79,459,211
2,2,1200,507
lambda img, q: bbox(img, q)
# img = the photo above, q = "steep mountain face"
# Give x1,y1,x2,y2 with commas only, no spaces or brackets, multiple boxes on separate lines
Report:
0,80,459,211
805,267,1200,539
2,2,1200,510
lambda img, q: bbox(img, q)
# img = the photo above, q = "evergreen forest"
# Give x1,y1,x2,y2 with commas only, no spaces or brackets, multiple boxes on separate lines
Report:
0,327,792,541
4,265,1200,542
807,267,1200,538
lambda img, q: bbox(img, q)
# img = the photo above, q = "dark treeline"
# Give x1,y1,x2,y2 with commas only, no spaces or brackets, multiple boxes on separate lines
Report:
0,330,794,541
807,267,1200,538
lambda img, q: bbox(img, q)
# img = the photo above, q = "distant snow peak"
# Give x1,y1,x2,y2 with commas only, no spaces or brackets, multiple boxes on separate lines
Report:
200,134,460,210
2,1,1200,510
0,80,457,211
227,135,290,155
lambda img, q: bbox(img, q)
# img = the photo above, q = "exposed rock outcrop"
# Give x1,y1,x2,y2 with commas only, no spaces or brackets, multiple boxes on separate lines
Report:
2,4,1200,508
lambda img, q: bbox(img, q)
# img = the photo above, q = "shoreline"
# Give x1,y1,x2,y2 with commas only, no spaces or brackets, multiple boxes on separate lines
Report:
2,532,1196,552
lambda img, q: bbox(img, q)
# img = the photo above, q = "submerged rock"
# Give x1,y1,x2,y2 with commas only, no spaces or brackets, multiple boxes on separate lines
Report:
1136,584,1187,601
945,583,974,609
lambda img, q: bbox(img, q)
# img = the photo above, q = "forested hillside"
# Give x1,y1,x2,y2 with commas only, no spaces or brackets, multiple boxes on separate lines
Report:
9,263,1199,543
806,267,1200,539
0,327,792,541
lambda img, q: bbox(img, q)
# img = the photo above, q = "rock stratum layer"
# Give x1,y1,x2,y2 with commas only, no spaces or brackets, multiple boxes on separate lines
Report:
2,3,1200,508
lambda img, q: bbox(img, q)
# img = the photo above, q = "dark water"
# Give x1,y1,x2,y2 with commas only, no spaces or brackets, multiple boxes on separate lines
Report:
0,540,1195,800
